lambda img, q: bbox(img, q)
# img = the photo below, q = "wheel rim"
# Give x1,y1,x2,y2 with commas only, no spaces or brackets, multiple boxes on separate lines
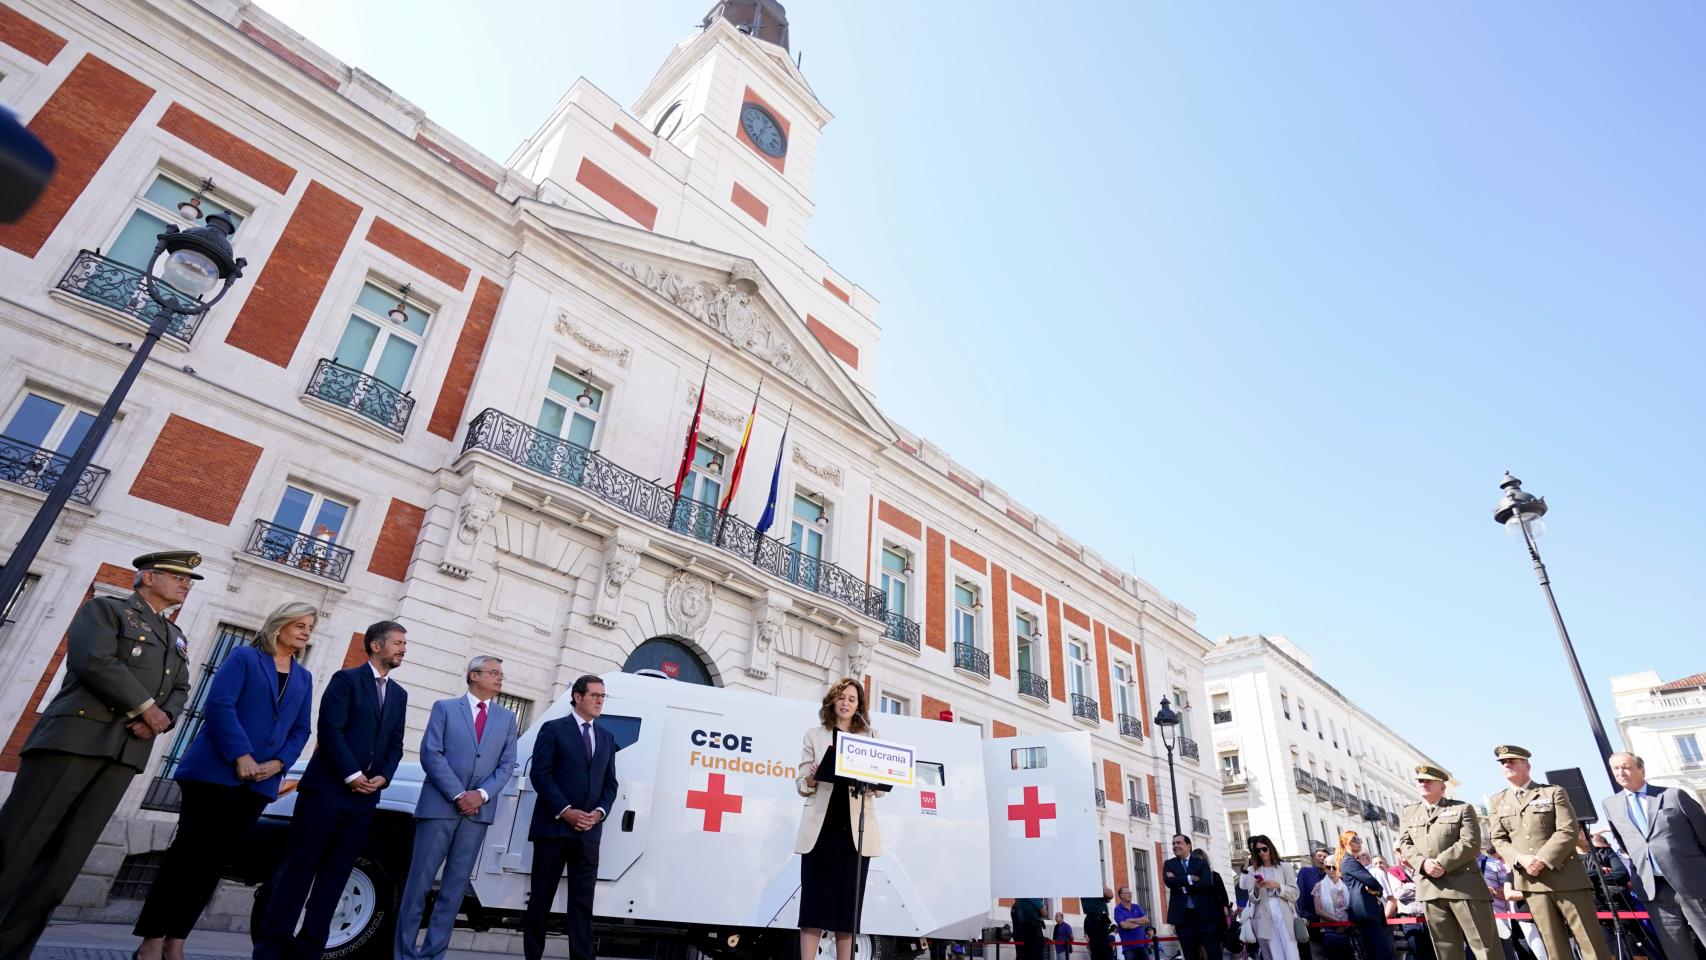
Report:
810,934,874,959
322,865,379,948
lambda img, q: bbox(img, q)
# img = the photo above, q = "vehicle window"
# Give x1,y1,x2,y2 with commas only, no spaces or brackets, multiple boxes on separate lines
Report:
1011,746,1047,770
599,714,643,750
915,761,945,787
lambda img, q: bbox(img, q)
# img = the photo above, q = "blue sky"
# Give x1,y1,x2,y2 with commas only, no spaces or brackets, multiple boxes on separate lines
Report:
260,1,1704,809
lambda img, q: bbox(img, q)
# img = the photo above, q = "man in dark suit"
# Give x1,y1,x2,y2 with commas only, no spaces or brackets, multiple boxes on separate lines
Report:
1163,834,1220,960
253,621,408,960
525,674,618,960
1602,751,1706,960
0,551,197,960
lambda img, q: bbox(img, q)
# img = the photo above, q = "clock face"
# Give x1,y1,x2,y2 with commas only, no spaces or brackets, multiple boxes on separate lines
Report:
653,101,684,140
740,102,787,158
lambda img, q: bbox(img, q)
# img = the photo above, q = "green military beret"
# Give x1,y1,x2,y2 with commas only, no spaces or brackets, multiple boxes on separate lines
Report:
1414,764,1449,782
1493,744,1531,761
133,550,204,580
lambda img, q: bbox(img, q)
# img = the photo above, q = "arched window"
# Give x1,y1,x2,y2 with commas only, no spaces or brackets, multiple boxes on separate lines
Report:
622,635,716,686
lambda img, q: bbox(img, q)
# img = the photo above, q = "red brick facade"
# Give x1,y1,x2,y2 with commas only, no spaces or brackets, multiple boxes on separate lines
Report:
1046,595,1065,702
224,180,362,366
427,276,504,439
924,529,946,651
921,694,951,723
367,497,427,582
415,134,500,190
729,181,768,225
877,501,921,539
0,5,66,63
805,314,859,369
366,217,470,289
574,158,657,230
738,86,789,174
822,277,850,303
991,563,1011,679
238,21,340,90
157,103,295,193
1110,830,1129,896
129,415,263,524
1094,622,1114,721
992,720,1016,738
0,55,153,257
611,124,652,157
949,540,987,574
1103,759,1124,805
0,562,132,771
342,630,368,668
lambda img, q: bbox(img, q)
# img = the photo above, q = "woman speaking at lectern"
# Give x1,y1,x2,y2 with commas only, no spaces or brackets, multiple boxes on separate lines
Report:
795,677,885,960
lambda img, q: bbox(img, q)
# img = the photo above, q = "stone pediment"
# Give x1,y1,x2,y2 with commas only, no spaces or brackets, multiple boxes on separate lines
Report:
523,204,894,443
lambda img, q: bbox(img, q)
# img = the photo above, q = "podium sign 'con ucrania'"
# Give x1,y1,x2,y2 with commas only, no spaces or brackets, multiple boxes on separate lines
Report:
834,732,916,787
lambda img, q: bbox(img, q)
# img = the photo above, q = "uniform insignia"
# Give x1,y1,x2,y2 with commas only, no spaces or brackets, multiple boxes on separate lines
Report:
131,644,143,658
1529,797,1553,809
175,635,188,657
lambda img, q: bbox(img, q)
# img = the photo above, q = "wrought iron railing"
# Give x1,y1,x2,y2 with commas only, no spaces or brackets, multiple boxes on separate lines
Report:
1179,736,1200,761
306,358,415,435
1332,787,1349,809
883,610,920,650
1314,776,1333,800
1191,815,1210,836
1213,709,1233,724
1364,802,1382,822
1129,798,1151,821
56,249,203,343
244,519,355,582
1294,767,1314,793
1388,811,1400,828
1018,669,1049,702
1347,792,1361,810
1071,693,1099,723
462,409,886,619
1118,713,1143,740
953,642,990,679
1095,788,1106,808
0,435,109,505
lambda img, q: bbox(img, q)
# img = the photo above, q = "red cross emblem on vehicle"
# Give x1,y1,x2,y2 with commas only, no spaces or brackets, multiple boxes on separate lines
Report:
686,772,743,832
1007,784,1057,839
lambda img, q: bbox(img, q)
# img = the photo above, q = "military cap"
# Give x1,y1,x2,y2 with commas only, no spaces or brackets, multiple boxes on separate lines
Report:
133,550,204,580
1414,764,1450,782
1493,744,1531,761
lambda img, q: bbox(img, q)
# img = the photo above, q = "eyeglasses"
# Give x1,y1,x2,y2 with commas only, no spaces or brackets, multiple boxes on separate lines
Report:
152,572,194,584
478,670,505,679
1254,846,1271,852
580,692,608,701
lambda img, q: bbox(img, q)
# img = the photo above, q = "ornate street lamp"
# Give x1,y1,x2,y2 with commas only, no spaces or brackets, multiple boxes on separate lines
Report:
1493,472,1617,788
1153,695,1183,837
0,219,246,612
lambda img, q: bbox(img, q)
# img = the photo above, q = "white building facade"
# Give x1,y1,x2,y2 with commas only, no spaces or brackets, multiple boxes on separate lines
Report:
1611,670,1706,799
0,0,1221,933
1204,635,1445,866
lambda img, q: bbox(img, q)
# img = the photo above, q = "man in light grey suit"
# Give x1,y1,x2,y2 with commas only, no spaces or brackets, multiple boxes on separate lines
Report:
394,656,519,960
1601,751,1706,960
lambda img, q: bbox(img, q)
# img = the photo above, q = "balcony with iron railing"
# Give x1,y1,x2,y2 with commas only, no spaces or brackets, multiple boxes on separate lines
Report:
1018,669,1049,703
305,358,415,436
1222,769,1248,790
1294,767,1314,794
953,642,991,680
1179,736,1200,761
883,610,920,651
1364,802,1382,822
1095,788,1106,809
1314,777,1333,801
1191,815,1210,836
1128,798,1151,821
461,409,886,619
1118,713,1143,741
55,249,204,345
1213,709,1233,724
1071,693,1099,724
0,436,109,506
1332,787,1349,809
243,519,355,582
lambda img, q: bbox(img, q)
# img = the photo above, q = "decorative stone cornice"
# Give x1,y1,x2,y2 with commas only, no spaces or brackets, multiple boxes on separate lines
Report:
614,260,811,386
555,315,631,368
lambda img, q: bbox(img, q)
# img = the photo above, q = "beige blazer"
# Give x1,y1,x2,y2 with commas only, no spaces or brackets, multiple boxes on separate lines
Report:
793,724,884,857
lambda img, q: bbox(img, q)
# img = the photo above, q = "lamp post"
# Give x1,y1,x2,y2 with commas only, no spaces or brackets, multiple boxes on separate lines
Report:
1492,472,1617,789
0,216,244,611
1153,695,1183,837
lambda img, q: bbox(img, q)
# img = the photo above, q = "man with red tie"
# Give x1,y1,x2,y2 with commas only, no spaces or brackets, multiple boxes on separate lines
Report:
395,656,519,960
525,675,619,960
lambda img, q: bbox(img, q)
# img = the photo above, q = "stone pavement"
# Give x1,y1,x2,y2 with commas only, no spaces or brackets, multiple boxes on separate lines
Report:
30,923,531,960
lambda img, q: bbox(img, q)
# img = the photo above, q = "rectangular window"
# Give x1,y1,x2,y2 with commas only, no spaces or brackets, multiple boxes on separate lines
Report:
1220,753,1241,775
1316,710,1323,739
330,280,431,390
1069,639,1089,698
879,693,909,716
1330,720,1338,748
1,569,40,646
953,582,979,649
147,623,257,810
1282,692,1291,720
1011,746,1047,770
2,392,102,497
536,367,604,450
1113,662,1134,718
672,441,726,542
786,490,826,589
1015,612,1038,675
1189,794,1203,818
1127,775,1141,803
258,483,352,570
108,173,246,271
1130,849,1154,919
1300,700,1308,730
1677,734,1704,765
494,692,533,731
879,546,911,619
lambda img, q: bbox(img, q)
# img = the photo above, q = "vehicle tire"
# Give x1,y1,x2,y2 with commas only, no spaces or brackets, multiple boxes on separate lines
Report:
783,932,878,960
243,856,396,960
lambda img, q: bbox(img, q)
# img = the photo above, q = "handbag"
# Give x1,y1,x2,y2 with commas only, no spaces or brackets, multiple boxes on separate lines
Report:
1293,916,1311,944
1239,919,1258,945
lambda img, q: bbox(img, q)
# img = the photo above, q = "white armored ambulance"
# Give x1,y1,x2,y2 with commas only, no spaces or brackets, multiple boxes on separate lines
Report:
241,673,1102,960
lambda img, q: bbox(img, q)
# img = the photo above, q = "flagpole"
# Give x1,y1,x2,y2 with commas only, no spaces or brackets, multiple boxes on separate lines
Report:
714,377,762,546
753,403,793,564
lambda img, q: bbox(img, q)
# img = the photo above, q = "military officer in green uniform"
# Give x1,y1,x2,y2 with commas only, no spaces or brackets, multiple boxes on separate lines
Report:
1396,763,1500,960
1487,745,1609,960
0,551,199,960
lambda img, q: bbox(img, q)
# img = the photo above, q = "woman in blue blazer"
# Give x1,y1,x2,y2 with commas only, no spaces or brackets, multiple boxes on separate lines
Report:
1335,830,1397,960
132,601,316,960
